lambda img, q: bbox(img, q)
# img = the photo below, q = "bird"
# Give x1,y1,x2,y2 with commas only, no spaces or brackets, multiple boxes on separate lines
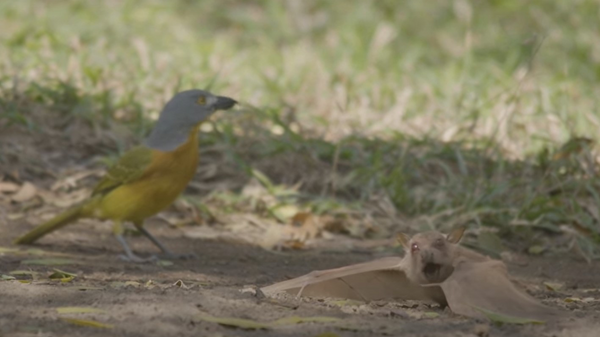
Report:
14,89,237,262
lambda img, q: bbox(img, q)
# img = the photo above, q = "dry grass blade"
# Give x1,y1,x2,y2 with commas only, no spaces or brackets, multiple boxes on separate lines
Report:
57,307,107,314
10,182,37,202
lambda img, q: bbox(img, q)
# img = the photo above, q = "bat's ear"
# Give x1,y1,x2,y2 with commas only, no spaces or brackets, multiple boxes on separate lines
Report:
446,226,466,244
396,233,411,249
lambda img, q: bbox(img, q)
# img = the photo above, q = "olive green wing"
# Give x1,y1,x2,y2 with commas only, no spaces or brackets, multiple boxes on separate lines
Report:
92,146,153,197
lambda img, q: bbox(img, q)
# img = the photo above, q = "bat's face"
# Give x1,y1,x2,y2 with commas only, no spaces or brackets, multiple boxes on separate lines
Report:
405,231,457,284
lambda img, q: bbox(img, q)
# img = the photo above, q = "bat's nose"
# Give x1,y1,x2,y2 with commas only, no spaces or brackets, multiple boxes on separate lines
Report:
421,250,433,263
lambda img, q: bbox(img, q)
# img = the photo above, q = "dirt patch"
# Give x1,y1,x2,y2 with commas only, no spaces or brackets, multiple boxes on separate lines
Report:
1,220,599,337
1,114,599,337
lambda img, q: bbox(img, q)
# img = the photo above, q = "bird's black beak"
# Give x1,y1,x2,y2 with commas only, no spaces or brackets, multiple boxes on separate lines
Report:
214,96,237,110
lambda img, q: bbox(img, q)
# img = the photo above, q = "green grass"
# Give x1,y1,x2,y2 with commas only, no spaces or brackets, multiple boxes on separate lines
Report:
1,0,599,257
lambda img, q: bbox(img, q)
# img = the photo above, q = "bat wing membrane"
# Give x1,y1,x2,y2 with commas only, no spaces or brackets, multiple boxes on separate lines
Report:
440,259,558,320
261,257,442,302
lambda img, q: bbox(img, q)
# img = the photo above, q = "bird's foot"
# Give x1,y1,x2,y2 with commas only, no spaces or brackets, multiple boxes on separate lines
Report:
118,253,159,263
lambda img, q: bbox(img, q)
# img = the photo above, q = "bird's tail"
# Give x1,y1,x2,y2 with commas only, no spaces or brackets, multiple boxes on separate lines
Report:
13,204,85,244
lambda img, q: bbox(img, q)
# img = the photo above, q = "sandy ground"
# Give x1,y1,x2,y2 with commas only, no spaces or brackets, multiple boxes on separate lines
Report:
1,220,599,337
1,121,599,337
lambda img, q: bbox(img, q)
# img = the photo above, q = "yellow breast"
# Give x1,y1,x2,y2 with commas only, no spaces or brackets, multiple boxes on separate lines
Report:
97,129,199,223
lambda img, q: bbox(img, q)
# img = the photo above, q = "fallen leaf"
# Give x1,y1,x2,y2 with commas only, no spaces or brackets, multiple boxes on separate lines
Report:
288,212,323,241
10,182,37,202
124,281,142,287
0,181,20,193
473,306,544,325
173,280,187,288
1,274,16,280
0,247,19,254
22,258,79,266
564,297,581,303
422,312,440,319
7,213,25,220
528,245,546,255
271,204,300,222
57,307,107,314
260,225,288,250
183,210,324,251
9,270,40,277
543,282,563,292
329,299,363,307
38,188,88,208
266,212,325,250
271,316,340,325
156,260,173,267
49,268,78,281
61,318,113,329
53,268,77,277
53,276,75,283
25,249,47,256
51,169,102,191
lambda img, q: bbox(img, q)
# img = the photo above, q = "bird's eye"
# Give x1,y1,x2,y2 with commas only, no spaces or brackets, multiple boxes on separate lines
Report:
196,96,207,105
411,243,419,253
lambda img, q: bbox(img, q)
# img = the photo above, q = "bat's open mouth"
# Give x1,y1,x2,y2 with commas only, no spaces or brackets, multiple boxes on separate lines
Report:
423,263,441,277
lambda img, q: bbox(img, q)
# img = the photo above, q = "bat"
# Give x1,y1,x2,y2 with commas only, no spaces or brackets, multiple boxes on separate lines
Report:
261,228,559,321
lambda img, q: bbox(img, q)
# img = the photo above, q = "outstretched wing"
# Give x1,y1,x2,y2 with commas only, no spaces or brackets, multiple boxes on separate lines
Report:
261,257,443,302
439,259,559,321
92,146,153,196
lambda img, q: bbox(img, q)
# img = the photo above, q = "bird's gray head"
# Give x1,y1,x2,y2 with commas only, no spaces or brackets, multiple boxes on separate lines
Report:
145,89,237,151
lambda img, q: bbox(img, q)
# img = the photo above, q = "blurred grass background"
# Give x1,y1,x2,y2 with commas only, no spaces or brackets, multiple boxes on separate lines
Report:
1,0,599,257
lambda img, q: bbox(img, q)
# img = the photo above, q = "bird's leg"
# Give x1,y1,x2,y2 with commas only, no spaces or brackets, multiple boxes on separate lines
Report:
134,222,197,260
113,221,157,263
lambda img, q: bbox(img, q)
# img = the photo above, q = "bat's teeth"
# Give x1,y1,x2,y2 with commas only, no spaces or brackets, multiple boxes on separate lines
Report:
423,263,441,278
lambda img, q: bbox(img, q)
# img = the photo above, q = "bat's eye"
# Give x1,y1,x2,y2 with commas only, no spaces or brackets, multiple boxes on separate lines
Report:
411,243,419,253
434,238,444,247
